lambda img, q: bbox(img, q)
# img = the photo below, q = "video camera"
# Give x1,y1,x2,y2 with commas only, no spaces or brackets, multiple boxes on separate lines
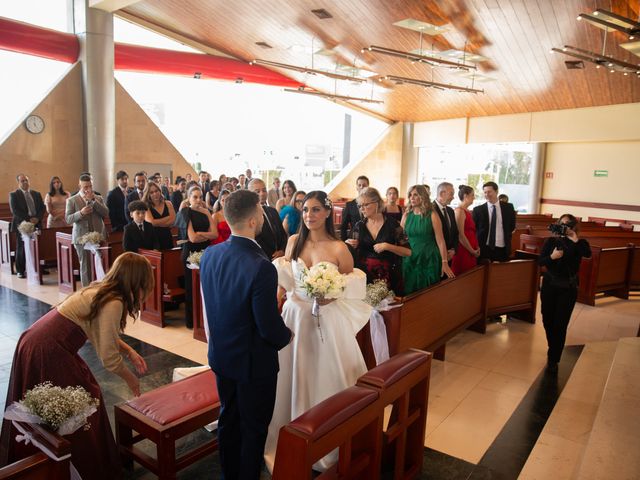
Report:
548,219,576,237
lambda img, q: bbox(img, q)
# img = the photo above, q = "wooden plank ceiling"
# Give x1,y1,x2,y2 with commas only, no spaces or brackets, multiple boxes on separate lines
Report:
120,0,640,122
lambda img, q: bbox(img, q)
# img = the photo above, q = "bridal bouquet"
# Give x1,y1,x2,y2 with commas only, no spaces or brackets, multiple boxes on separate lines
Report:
78,231,103,246
299,262,346,341
17,221,36,237
4,382,100,435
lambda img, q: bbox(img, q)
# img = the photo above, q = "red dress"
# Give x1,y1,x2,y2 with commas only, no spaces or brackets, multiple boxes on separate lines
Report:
213,220,231,245
0,309,122,479
451,209,479,275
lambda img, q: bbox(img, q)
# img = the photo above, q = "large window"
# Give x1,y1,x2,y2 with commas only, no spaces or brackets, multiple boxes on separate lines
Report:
418,143,534,212
114,18,388,191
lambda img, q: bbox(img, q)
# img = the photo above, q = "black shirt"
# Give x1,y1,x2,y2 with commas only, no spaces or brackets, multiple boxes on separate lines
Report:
539,236,592,279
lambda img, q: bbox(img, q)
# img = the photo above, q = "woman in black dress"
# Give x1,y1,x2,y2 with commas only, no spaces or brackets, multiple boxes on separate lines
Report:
383,186,403,223
142,181,176,250
539,214,591,372
179,186,217,328
345,187,411,294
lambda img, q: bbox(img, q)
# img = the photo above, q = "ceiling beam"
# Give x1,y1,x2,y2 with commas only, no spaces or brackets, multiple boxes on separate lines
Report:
89,0,143,13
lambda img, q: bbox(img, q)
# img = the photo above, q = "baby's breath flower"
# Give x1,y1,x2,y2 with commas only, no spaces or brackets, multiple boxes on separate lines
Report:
17,221,36,236
365,280,394,308
78,232,104,245
187,250,204,267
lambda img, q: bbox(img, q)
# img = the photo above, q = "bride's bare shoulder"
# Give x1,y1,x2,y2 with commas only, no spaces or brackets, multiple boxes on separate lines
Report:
285,234,298,260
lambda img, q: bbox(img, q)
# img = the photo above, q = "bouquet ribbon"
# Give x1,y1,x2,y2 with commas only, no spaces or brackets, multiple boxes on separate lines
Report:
369,299,402,365
21,233,39,285
83,243,107,281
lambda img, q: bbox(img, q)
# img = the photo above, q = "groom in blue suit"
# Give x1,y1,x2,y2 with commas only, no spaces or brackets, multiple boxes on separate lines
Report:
200,189,293,480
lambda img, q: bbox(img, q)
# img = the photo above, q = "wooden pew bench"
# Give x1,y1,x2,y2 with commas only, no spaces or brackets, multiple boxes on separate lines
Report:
0,220,15,273
0,421,71,480
55,232,79,293
30,226,72,284
272,386,382,480
139,248,185,328
578,245,634,306
114,369,220,480
357,350,431,480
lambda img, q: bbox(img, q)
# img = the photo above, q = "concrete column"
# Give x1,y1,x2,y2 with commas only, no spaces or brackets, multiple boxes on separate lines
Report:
400,122,419,195
72,0,115,195
529,143,546,214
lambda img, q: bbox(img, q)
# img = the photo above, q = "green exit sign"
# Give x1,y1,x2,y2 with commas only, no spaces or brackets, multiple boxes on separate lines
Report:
594,170,608,177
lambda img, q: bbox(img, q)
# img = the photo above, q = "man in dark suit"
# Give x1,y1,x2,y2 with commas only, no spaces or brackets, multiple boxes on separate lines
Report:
200,189,292,480
106,170,130,232
9,174,45,278
171,178,187,213
433,182,459,263
198,171,210,195
248,178,287,260
339,175,369,240
122,201,156,252
123,172,147,224
472,181,516,262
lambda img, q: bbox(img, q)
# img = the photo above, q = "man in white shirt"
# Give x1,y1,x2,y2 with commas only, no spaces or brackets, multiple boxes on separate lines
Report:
472,181,516,262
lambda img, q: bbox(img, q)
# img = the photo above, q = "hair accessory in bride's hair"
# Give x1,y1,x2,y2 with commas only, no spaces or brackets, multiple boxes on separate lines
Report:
324,197,333,209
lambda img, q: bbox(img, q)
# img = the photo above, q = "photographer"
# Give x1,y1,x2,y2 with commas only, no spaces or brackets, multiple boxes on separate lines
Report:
539,214,591,373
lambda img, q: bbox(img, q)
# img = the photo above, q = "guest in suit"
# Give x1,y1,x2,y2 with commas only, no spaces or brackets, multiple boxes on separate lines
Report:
245,168,253,188
123,201,156,253
198,171,210,194
171,178,187,213
65,174,109,287
200,189,293,480
123,172,147,224
9,174,45,279
44,176,70,228
161,176,172,200
433,182,459,265
339,175,369,241
267,177,282,207
472,181,516,262
238,174,247,191
248,179,287,260
106,170,130,232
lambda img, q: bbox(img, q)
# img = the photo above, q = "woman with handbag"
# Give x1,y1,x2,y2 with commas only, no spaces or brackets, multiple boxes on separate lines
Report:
539,214,591,373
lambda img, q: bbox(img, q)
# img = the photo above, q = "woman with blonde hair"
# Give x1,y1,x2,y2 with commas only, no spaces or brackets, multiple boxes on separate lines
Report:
0,252,154,480
401,184,454,294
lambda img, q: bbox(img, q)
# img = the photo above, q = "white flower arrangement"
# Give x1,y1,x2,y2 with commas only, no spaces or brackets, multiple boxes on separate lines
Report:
17,221,36,237
77,231,104,246
4,382,99,435
365,280,395,309
187,250,204,268
299,262,346,342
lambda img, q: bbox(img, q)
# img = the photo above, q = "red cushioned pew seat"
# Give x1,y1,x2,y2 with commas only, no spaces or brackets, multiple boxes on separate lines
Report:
114,369,220,480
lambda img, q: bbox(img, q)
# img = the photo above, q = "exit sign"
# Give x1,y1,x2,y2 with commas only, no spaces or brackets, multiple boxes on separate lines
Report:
594,170,608,177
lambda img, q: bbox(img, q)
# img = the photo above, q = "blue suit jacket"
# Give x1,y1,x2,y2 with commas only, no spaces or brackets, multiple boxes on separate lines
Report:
200,235,291,382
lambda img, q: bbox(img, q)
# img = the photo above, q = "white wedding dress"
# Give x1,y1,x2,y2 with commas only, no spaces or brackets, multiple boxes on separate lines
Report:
264,258,372,472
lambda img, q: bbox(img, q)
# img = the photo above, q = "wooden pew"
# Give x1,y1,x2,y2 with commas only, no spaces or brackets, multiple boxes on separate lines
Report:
0,220,15,273
139,248,185,328
379,260,539,361
272,386,383,480
578,245,634,306
29,226,72,284
191,268,206,342
0,421,71,480
55,232,78,294
630,244,640,291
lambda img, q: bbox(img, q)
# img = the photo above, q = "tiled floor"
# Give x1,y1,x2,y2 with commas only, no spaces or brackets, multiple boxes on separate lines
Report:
1,267,639,479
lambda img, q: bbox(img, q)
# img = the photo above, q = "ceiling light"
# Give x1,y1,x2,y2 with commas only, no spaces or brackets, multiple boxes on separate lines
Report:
363,45,476,71
384,74,484,94
551,45,640,74
577,9,640,37
250,59,368,82
284,87,383,104
393,18,451,36
620,40,640,57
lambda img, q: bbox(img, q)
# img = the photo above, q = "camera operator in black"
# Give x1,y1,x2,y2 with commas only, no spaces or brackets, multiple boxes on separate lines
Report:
539,214,591,372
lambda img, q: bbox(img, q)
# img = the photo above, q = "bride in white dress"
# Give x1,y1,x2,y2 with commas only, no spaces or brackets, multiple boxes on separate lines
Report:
264,191,372,472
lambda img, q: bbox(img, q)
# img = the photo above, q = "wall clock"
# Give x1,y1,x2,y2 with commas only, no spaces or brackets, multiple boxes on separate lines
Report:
25,115,45,134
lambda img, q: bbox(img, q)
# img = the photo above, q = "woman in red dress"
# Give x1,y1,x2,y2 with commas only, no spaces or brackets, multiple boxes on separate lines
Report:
212,189,232,244
0,253,154,480
452,185,480,275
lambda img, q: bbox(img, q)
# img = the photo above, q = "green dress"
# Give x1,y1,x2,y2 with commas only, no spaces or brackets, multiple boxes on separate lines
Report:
402,211,442,294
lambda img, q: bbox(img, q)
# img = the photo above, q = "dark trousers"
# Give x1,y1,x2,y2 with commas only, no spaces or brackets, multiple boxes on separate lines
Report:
215,373,277,480
14,232,25,275
540,282,578,363
479,245,509,262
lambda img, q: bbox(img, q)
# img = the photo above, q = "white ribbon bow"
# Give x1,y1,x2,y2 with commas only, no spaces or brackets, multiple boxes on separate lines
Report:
369,298,402,365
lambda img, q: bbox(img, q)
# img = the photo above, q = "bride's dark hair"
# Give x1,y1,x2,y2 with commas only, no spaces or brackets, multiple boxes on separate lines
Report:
291,191,337,260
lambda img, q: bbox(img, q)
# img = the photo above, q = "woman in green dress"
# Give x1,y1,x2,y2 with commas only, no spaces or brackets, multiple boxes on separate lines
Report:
401,184,455,294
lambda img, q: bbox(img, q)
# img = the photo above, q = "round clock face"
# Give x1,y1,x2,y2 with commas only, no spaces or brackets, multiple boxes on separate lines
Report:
25,115,45,134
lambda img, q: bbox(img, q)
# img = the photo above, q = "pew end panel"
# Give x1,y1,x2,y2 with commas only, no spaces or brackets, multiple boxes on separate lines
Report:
578,246,632,305
31,227,73,285
272,386,382,480
629,245,640,291
0,220,15,274
485,260,538,324
0,421,71,480
357,350,432,480
139,248,185,328
55,232,78,294
191,268,207,343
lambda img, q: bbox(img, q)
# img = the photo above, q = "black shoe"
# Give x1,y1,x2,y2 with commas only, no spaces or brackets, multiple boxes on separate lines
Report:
546,362,558,373
17,272,26,279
